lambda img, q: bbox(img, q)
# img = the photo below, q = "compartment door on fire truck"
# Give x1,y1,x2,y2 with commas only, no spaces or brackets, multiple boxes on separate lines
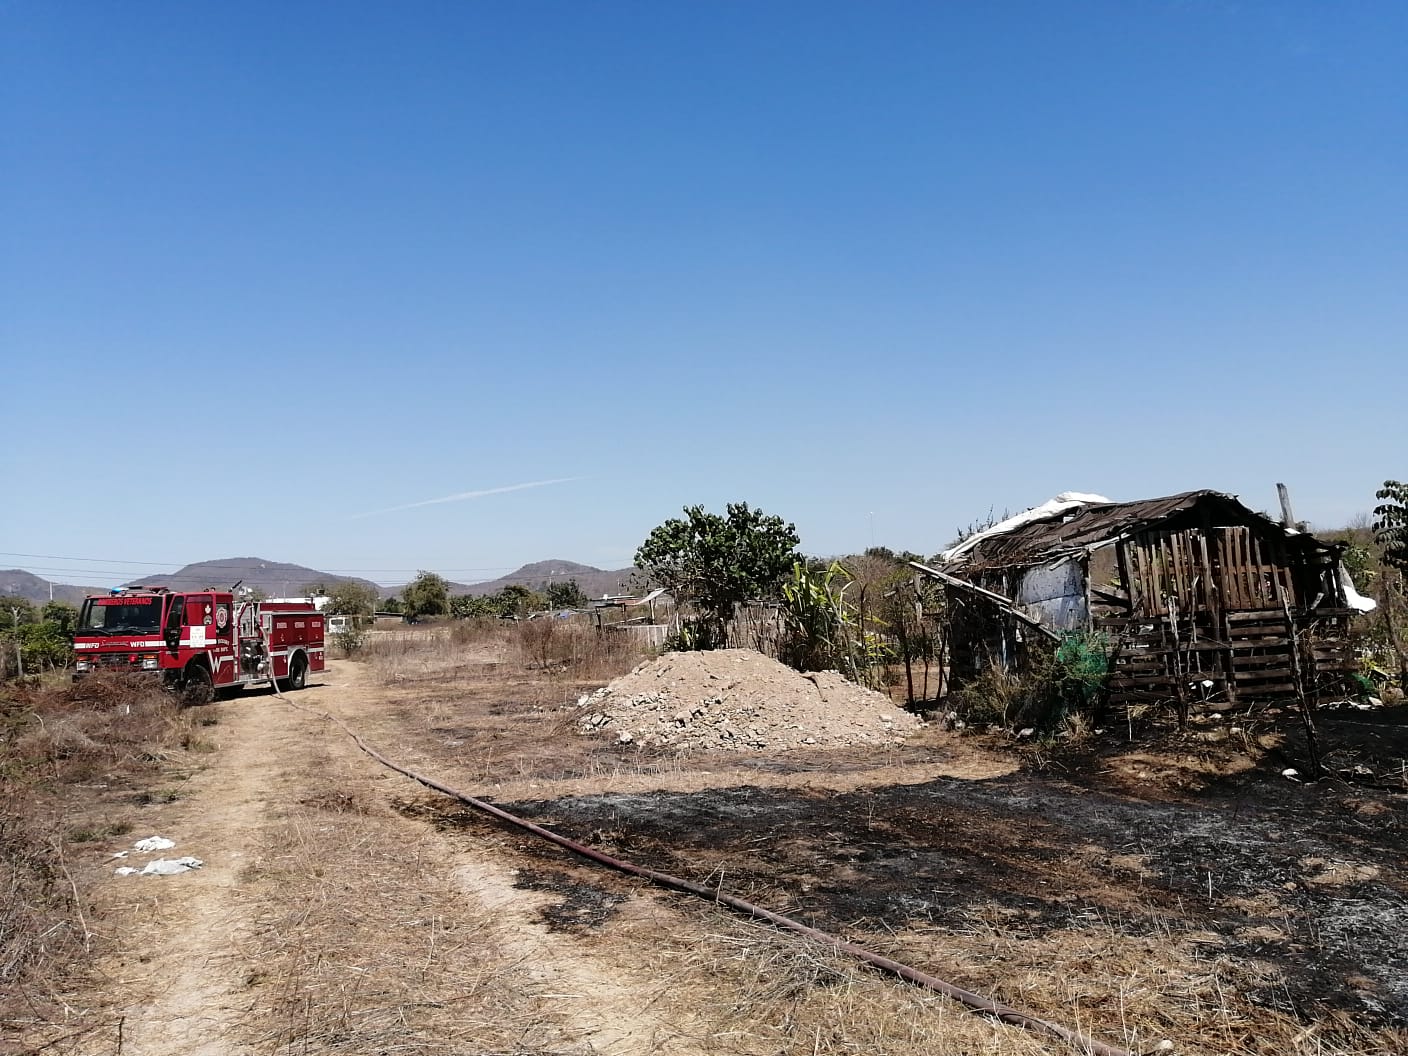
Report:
212,598,234,645
184,594,215,648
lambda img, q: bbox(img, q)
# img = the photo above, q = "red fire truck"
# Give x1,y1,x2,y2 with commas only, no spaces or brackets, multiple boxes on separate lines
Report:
73,587,325,703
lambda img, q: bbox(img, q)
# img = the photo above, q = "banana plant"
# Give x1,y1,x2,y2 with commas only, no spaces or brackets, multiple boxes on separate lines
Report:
779,561,888,685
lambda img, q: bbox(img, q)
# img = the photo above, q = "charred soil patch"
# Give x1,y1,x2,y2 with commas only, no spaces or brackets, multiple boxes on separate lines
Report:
416,757,1408,1034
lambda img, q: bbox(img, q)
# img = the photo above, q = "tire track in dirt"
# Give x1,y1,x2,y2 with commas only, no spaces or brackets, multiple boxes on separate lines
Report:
310,661,710,1055
451,857,702,1054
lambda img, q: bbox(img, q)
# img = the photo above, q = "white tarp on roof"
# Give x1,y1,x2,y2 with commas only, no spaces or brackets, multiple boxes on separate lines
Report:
941,492,1113,563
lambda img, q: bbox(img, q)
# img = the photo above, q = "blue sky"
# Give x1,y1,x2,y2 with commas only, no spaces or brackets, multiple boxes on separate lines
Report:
3,2,1405,588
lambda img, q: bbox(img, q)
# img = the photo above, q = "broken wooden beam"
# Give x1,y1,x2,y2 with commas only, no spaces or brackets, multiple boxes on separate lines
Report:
908,562,1062,641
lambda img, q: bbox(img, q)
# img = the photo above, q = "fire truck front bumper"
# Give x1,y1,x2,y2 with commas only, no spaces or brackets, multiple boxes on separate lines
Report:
74,653,164,677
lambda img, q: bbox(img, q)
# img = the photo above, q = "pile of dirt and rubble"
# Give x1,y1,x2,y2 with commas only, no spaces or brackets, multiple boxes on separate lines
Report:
572,649,922,751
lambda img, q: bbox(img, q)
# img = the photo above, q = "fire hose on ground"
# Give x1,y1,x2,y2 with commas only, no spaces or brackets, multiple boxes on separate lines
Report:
277,691,1135,1056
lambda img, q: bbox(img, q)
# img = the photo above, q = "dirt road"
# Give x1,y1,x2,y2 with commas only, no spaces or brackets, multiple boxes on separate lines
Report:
77,662,719,1056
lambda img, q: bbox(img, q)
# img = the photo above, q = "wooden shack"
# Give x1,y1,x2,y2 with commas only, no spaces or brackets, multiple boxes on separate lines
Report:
927,490,1368,709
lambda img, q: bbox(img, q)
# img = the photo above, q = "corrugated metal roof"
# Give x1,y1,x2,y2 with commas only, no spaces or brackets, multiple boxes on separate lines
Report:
947,490,1321,569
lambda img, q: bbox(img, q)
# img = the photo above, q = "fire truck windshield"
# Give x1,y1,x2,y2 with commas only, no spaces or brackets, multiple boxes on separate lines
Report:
78,598,164,636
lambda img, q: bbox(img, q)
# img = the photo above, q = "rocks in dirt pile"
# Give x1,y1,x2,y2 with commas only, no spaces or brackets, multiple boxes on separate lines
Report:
573,648,922,751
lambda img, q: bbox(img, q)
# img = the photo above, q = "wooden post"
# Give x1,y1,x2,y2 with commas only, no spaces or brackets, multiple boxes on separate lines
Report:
1168,596,1188,729
1283,597,1320,780
1277,482,1297,529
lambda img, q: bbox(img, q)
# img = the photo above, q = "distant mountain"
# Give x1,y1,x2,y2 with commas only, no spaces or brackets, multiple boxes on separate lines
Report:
459,559,638,599
119,557,381,598
0,569,106,606
4,557,643,607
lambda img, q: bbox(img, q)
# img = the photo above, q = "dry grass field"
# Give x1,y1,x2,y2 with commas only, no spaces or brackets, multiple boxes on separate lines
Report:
3,621,1405,1055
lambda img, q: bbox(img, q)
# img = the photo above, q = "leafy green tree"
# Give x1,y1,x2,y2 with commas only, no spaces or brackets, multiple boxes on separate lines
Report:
500,584,547,616
401,571,449,619
544,579,589,610
41,601,78,632
326,581,379,618
1373,481,1408,688
382,596,403,614
1375,481,1408,571
635,502,800,648
17,621,72,671
450,593,496,619
1,599,72,678
0,597,36,626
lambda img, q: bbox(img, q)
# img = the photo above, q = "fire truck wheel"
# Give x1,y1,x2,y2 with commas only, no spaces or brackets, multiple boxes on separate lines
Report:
287,655,308,691
182,664,214,707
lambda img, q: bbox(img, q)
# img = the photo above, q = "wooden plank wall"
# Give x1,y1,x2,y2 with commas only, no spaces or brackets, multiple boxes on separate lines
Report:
1124,526,1301,618
1214,526,1297,611
1099,608,1356,707
1102,526,1353,708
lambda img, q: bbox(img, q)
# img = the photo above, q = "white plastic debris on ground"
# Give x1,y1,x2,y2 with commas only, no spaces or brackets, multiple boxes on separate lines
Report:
112,835,203,876
1340,564,1377,613
117,857,204,877
141,857,204,876
941,492,1113,563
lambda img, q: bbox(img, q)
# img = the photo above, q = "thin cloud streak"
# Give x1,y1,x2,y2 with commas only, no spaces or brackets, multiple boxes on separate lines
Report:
350,477,580,520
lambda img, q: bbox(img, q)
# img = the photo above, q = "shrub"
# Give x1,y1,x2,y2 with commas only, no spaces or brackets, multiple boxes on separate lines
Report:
333,627,368,658
512,619,647,680
947,665,1026,728
947,633,1111,732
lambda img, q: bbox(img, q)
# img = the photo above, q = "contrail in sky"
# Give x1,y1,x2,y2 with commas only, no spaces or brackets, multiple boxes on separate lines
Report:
350,477,579,519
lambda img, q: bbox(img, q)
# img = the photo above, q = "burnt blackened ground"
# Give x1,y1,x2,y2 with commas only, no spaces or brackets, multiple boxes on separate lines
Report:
513,865,628,931
421,756,1408,1028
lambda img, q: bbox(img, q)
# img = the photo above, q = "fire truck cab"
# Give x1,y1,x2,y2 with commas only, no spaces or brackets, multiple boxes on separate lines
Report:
73,587,325,704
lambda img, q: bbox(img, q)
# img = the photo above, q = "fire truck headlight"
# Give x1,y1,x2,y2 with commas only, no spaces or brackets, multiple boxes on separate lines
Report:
140,656,159,670
75,660,92,673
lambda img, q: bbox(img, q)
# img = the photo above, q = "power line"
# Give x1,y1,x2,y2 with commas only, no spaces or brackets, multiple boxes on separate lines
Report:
0,551,174,567
5,565,163,579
